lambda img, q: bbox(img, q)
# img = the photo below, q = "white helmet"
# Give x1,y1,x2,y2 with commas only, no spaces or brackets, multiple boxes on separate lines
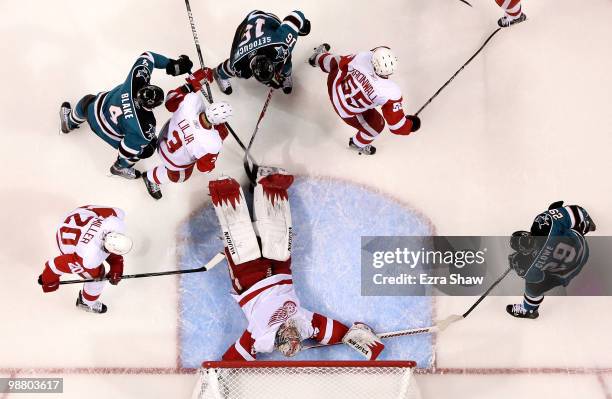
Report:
205,102,233,125
371,47,398,77
103,232,133,255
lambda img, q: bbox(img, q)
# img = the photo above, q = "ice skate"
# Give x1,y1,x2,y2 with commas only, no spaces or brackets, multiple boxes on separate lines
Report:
110,161,141,180
59,102,78,134
76,291,107,314
498,12,527,27
142,174,162,200
506,303,538,319
349,137,376,155
282,75,293,94
308,43,331,67
213,69,233,95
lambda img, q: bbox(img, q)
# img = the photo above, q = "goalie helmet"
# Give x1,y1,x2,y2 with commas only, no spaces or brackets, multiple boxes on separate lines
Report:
136,85,164,110
510,230,536,255
371,47,397,77
103,232,133,255
274,319,303,357
250,55,275,83
204,101,233,125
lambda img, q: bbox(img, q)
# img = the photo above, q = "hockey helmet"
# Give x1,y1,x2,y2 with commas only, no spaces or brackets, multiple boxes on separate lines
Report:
136,84,164,110
510,230,536,255
204,101,234,125
371,46,397,77
104,232,133,255
250,55,275,83
274,319,303,357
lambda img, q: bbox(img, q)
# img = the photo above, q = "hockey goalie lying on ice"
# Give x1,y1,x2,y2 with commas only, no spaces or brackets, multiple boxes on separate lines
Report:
209,168,385,361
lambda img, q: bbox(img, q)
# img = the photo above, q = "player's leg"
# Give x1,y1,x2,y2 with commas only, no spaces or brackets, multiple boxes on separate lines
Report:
76,266,107,314
59,94,95,134
506,281,545,319
495,0,526,27
214,59,235,95
347,109,386,155
252,166,294,262
309,44,337,73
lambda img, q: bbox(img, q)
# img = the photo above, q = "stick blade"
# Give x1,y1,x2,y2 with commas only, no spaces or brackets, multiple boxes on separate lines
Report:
436,314,463,331
203,253,226,271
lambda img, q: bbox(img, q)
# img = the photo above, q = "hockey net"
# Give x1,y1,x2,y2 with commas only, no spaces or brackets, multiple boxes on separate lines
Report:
190,360,421,399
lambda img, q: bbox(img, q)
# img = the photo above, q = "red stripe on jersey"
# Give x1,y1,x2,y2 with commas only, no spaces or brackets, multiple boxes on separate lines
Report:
238,279,293,307
222,330,256,361
81,206,117,219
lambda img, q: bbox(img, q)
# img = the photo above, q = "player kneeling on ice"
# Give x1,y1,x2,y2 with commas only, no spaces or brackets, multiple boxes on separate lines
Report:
507,201,595,319
309,44,421,155
59,52,193,179
141,69,233,200
38,206,132,314
209,169,384,360
214,10,311,95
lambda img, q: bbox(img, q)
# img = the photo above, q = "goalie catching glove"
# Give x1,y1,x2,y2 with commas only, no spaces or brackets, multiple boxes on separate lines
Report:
342,322,385,360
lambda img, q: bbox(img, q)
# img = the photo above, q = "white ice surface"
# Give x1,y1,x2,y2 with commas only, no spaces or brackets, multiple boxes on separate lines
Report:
1,0,612,398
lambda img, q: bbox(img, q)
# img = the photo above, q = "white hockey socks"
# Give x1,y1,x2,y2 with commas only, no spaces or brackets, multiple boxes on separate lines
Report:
253,167,294,262
209,177,261,265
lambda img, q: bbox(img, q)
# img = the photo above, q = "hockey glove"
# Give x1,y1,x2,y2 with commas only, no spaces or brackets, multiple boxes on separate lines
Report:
406,115,421,132
508,252,532,278
139,137,158,159
299,19,311,36
166,55,193,76
106,254,124,285
38,273,60,293
186,68,214,92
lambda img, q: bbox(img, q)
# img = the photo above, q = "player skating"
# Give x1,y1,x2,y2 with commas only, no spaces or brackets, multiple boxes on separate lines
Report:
214,10,311,95
495,0,527,27
309,44,421,155
38,205,133,314
59,52,193,179
209,169,385,360
507,201,595,319
141,69,234,200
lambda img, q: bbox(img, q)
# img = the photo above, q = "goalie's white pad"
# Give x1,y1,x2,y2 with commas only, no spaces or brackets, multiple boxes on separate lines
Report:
342,322,385,360
209,177,260,265
253,167,294,261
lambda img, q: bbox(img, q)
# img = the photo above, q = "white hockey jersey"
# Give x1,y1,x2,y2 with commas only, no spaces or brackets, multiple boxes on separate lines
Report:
157,92,226,171
54,205,126,271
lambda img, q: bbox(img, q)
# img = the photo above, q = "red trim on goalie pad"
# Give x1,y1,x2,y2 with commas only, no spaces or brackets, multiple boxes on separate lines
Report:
201,360,417,369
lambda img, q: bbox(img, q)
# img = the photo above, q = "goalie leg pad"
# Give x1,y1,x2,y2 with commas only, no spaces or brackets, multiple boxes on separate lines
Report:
342,322,385,360
253,168,294,261
209,177,261,265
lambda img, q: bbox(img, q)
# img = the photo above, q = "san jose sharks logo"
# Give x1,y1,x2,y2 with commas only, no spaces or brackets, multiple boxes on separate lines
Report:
143,123,155,140
535,214,551,230
274,45,288,61
136,68,151,81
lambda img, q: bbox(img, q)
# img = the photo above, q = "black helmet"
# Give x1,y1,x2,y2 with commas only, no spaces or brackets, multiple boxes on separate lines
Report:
510,231,536,255
250,55,274,83
136,85,164,109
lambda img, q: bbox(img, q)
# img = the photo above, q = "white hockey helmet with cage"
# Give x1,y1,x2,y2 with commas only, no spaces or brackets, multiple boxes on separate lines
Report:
103,232,133,255
371,47,398,77
205,101,233,125
274,319,303,357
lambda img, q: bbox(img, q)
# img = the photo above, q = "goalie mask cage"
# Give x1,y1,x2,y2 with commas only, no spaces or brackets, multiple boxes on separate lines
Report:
191,360,422,399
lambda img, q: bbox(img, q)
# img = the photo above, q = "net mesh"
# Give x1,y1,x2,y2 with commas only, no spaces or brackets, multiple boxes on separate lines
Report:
192,361,421,399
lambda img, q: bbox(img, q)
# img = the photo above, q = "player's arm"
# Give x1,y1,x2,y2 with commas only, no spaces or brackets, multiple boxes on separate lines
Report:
222,330,257,361
279,11,309,41
80,205,125,220
38,253,84,292
309,312,349,345
165,69,214,112
381,99,421,136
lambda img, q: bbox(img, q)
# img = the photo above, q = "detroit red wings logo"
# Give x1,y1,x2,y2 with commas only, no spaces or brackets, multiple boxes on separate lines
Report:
267,301,298,326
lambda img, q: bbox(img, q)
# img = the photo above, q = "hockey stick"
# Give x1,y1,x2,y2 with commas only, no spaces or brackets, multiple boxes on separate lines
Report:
243,88,274,184
458,0,473,7
183,0,248,153
51,253,225,285
304,266,512,351
414,27,501,116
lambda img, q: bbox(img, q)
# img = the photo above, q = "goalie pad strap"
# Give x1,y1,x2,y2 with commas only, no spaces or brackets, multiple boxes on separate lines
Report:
209,177,261,265
254,173,294,261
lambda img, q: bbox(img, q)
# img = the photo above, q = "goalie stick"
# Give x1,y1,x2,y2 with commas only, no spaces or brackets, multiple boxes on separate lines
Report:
183,0,249,154
49,253,225,285
304,266,512,350
243,88,274,184
414,27,501,116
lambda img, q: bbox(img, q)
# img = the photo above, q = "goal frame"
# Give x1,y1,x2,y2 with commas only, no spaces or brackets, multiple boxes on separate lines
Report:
201,360,417,369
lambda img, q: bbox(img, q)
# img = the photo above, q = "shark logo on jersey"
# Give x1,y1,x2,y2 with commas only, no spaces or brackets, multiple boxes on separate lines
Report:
143,123,155,140
136,68,151,81
274,45,288,61
534,214,551,230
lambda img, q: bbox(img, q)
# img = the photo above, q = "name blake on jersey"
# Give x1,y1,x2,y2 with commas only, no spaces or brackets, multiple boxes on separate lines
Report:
79,217,104,245
120,93,134,119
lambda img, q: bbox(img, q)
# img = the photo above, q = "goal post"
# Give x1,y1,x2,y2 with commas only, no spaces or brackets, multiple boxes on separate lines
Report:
191,360,421,399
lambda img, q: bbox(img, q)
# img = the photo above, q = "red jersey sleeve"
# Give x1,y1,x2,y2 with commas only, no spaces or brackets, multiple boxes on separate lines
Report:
164,86,190,112
222,330,257,361
381,98,413,135
311,313,349,345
